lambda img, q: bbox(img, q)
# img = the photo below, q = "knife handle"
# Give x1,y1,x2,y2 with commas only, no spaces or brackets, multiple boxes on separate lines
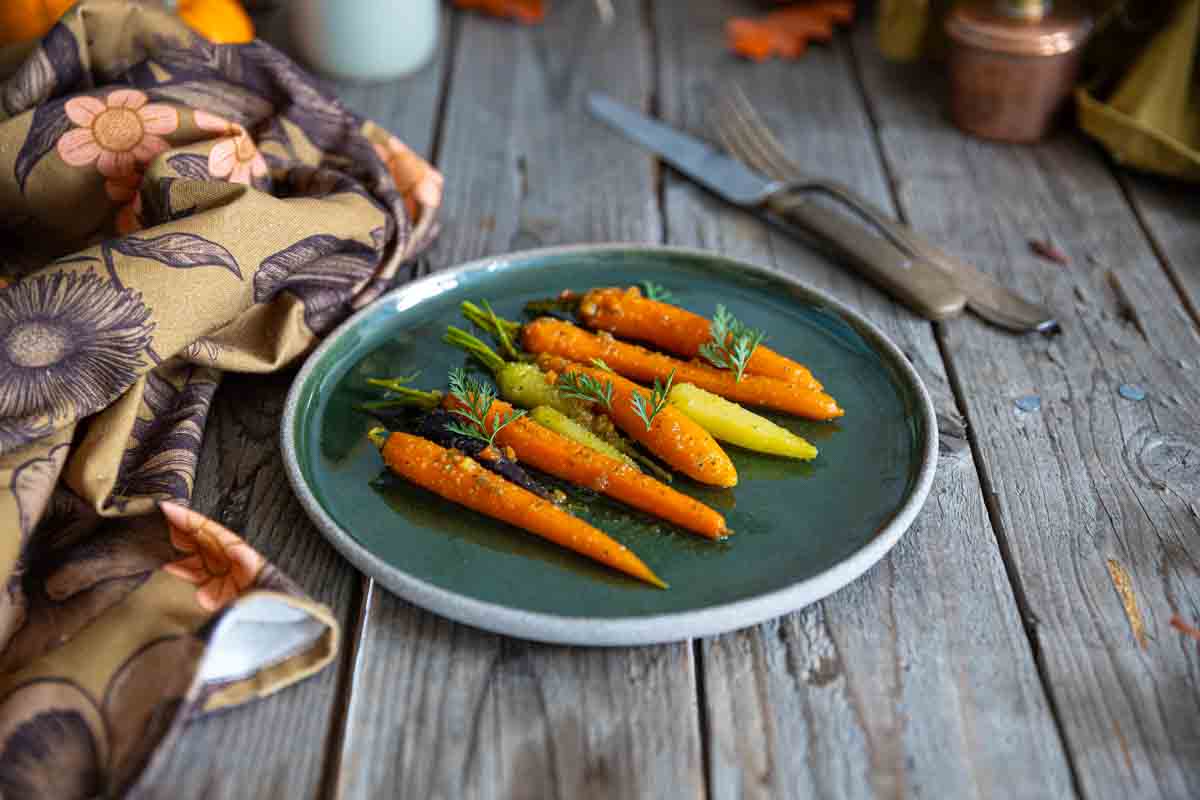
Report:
766,193,967,321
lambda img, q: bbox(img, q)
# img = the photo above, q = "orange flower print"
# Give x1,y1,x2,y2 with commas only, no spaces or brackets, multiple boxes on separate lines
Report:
160,501,265,612
105,172,143,234
56,89,179,177
194,110,268,185
373,135,443,221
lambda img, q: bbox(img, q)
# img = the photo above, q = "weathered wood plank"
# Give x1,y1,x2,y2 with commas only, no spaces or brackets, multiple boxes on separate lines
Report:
853,22,1200,800
653,3,1077,798
1120,174,1200,328
335,4,703,799
140,11,452,797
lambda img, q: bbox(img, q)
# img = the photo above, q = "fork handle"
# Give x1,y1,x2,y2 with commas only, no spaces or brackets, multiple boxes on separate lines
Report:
765,193,967,320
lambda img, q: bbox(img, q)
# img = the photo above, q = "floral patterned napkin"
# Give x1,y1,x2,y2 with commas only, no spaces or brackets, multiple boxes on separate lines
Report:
0,1,442,796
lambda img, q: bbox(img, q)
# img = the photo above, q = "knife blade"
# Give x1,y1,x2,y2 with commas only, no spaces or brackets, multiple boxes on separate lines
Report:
587,92,1056,333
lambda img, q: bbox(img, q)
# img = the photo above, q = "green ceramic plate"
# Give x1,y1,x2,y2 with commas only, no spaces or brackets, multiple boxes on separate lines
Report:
281,245,937,645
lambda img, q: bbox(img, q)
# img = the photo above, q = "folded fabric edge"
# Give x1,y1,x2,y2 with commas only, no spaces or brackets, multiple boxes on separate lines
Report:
1076,86,1200,181
129,589,340,793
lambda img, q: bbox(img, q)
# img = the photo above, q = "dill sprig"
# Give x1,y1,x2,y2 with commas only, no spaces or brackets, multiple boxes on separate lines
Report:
445,368,525,446
556,370,614,409
639,281,675,303
698,305,766,382
631,369,674,430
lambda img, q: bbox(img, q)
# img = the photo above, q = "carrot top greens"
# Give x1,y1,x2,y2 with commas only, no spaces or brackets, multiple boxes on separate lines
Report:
631,368,675,430
556,370,614,409
445,368,526,446
699,305,766,383
639,281,675,303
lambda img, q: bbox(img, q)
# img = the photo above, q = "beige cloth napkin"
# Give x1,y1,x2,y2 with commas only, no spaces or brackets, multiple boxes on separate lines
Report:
0,1,441,795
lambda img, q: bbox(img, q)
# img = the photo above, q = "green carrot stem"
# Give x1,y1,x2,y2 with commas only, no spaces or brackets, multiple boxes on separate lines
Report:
461,300,522,343
523,297,581,315
364,379,442,409
367,427,388,448
444,326,507,374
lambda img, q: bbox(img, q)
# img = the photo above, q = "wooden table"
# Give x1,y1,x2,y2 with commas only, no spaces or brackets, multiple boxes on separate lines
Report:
138,2,1200,797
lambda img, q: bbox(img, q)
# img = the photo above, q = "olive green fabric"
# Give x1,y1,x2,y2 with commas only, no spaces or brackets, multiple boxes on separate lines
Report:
876,0,1200,180
0,1,440,796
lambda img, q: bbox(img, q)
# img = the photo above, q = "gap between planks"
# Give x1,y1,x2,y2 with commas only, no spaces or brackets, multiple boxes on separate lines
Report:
841,27,1089,799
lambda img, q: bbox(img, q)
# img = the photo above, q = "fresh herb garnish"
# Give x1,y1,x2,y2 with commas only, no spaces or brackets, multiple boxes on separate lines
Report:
640,281,675,303
698,305,766,382
445,368,525,446
556,370,614,409
590,357,614,373
631,369,674,430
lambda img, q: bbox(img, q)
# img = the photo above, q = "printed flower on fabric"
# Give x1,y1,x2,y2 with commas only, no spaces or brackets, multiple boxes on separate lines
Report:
194,110,267,186
373,135,444,221
105,172,144,234
56,89,178,178
161,501,265,612
0,271,154,435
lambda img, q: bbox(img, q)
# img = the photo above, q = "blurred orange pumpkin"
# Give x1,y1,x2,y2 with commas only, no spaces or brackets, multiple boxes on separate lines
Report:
0,0,254,48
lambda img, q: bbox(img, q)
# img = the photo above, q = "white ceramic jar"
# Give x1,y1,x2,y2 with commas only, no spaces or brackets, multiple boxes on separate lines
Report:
288,0,439,82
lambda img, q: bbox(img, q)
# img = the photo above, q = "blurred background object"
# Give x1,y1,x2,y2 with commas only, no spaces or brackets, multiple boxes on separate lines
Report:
945,0,1092,142
0,0,254,45
287,0,440,81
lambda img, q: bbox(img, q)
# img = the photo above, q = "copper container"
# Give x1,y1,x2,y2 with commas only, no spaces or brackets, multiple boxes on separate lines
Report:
946,0,1092,143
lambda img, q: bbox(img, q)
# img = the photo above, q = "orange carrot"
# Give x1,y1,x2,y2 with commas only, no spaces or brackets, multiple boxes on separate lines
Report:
524,318,843,421
442,396,732,537
376,431,665,588
578,286,822,389
533,357,740,487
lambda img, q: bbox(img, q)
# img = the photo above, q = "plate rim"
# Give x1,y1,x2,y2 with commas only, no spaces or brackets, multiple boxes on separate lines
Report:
280,243,939,646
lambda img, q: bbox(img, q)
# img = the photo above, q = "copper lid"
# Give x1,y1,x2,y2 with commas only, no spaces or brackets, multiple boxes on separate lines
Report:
946,0,1093,56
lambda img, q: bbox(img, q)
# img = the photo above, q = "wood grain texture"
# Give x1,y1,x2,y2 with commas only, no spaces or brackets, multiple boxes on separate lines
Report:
334,4,703,799
654,3,1076,798
852,24,1200,800
136,372,361,800
1120,174,1200,328
139,10,453,796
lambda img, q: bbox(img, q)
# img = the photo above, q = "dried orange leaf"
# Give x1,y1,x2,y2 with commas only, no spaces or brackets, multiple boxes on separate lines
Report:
1106,558,1147,649
453,0,546,24
726,2,855,62
1170,614,1200,642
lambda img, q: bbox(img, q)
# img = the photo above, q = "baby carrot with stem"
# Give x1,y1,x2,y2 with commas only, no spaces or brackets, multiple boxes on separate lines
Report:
523,317,843,421
537,356,739,488
369,429,666,588
362,385,731,539
529,286,823,389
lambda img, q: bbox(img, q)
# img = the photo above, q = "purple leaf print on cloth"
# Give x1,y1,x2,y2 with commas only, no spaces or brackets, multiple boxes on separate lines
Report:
11,443,70,538
255,235,379,334
109,233,241,279
165,153,211,182
112,368,218,505
0,271,154,453
8,25,86,191
0,681,103,800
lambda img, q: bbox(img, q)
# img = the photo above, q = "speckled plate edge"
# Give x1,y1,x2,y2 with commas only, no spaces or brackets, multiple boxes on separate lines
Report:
280,244,938,646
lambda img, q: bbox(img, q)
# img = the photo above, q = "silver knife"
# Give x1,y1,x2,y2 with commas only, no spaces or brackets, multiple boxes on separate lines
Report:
587,93,1057,333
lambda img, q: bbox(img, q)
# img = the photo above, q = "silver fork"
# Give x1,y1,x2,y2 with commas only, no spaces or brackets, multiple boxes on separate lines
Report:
714,86,1058,334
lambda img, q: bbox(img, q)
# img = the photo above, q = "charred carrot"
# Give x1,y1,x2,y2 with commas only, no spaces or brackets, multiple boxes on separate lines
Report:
534,356,739,487
370,429,666,588
574,286,822,389
523,318,843,421
449,399,731,538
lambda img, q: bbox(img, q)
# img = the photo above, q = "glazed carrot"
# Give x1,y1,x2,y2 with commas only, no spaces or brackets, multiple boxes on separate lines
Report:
443,397,731,538
533,356,739,487
524,318,843,421
578,287,822,389
373,430,666,588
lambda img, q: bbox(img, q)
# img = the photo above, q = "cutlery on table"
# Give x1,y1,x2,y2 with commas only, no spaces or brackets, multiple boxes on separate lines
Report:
587,91,1058,334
